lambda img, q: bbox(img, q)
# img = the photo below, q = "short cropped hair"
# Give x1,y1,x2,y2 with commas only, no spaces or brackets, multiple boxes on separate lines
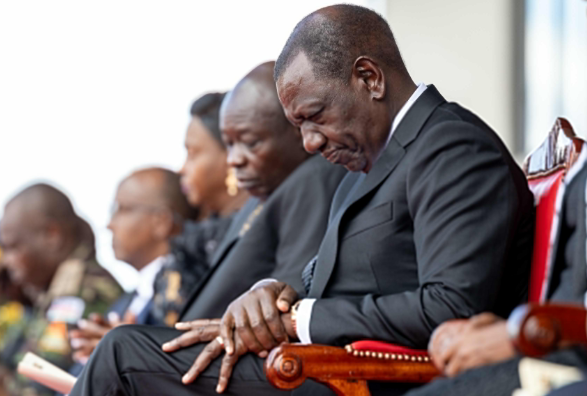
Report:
275,4,407,82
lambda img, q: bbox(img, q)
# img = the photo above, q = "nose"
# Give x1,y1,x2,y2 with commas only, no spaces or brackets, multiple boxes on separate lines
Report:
227,145,246,168
300,126,327,154
107,217,115,231
179,159,187,175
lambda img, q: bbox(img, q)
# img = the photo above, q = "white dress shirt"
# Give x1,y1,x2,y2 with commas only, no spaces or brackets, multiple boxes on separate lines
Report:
296,83,428,344
126,255,167,316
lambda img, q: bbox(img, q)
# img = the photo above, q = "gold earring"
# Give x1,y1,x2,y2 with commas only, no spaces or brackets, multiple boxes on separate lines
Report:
225,167,238,196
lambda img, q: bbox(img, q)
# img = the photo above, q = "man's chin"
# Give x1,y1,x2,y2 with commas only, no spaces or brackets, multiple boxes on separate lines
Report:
343,159,369,173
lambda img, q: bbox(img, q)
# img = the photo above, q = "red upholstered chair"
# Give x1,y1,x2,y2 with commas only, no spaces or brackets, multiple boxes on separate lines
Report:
523,117,583,303
264,118,583,396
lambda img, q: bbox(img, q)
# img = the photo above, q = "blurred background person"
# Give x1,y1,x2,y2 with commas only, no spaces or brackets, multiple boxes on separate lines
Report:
0,250,32,396
69,167,198,364
0,184,122,396
152,93,249,326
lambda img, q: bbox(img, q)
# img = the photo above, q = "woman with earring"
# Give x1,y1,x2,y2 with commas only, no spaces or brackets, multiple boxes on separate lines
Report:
151,93,248,326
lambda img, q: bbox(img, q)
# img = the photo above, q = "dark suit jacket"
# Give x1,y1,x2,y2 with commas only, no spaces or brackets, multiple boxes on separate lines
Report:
546,154,587,303
307,85,535,349
180,155,347,320
108,293,159,325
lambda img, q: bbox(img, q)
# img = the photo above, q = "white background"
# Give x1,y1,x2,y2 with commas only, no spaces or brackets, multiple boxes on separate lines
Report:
0,0,379,290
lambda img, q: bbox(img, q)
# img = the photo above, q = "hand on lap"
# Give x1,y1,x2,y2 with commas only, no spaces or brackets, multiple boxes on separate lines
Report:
429,313,515,377
70,312,136,363
219,281,298,357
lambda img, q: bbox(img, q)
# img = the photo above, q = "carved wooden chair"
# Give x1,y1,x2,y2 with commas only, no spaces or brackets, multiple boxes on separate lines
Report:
264,118,584,396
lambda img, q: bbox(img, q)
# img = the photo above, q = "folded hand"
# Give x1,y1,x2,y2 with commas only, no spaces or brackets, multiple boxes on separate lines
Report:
429,313,515,377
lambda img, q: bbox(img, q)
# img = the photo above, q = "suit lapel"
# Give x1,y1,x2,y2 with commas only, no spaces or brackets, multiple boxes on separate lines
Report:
178,198,260,320
209,198,260,268
308,85,445,298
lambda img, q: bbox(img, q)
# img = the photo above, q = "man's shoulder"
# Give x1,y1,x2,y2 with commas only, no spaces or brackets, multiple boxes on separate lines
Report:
47,256,122,317
276,154,347,196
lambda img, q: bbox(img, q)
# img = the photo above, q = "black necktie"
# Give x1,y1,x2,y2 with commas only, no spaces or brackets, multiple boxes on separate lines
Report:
301,256,318,295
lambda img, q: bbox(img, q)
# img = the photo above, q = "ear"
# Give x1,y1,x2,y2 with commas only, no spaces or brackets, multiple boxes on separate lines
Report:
352,57,386,101
43,222,65,252
152,210,176,240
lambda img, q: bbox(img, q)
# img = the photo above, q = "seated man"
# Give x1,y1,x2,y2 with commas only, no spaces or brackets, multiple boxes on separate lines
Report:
69,5,534,396
0,183,122,396
405,149,587,396
160,61,346,323
69,167,198,364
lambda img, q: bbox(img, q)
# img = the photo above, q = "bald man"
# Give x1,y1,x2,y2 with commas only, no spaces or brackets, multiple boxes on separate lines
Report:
0,183,122,396
68,61,347,396
68,167,198,364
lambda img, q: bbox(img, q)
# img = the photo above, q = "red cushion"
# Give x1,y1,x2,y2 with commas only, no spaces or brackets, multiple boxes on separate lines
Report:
350,340,429,357
527,170,564,302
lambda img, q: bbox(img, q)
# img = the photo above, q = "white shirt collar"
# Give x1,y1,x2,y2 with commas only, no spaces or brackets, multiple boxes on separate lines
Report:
386,83,428,147
134,255,167,301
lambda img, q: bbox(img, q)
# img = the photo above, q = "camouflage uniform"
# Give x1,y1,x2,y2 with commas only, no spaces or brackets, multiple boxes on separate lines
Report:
0,243,123,396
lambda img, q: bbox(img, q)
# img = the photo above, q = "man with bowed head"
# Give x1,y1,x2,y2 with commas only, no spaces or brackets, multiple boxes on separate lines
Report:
69,5,534,396
0,184,121,396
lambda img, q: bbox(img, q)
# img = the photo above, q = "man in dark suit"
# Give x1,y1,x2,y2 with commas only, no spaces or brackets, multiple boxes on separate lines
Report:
68,167,196,363
403,148,587,396
171,61,346,322
68,5,534,396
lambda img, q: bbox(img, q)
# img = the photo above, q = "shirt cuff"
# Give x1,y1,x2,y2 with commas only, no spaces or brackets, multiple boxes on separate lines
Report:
250,278,278,290
296,298,316,344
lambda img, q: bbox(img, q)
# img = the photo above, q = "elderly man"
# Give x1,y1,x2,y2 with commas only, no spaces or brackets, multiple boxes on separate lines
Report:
69,5,534,396
68,167,197,363
0,184,122,396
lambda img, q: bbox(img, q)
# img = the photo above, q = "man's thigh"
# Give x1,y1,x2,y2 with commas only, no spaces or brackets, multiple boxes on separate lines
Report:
106,325,333,396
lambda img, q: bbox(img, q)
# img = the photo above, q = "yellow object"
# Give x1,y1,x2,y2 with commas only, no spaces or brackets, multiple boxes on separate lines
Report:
225,167,239,196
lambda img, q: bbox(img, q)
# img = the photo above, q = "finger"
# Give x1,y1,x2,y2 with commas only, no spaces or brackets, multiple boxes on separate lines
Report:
162,326,220,352
234,312,267,356
276,286,298,313
469,312,499,328
435,337,461,374
248,300,279,353
444,350,472,377
88,313,108,326
70,337,100,354
122,312,137,325
259,296,288,344
175,318,221,330
216,350,239,393
77,319,110,338
220,314,235,356
182,340,224,384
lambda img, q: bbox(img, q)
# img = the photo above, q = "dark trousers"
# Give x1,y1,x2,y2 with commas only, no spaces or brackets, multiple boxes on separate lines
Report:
548,380,587,395
69,325,335,396
69,325,421,396
405,347,587,396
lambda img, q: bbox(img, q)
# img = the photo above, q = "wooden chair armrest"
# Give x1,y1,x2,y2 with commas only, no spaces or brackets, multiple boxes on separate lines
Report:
264,343,439,395
508,303,587,357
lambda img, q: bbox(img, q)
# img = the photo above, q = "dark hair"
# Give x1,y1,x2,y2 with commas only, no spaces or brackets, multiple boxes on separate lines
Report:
157,168,199,221
275,4,407,82
189,92,227,147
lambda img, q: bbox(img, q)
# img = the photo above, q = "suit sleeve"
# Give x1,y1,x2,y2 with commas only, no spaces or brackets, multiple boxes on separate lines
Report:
309,121,522,348
269,159,345,296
